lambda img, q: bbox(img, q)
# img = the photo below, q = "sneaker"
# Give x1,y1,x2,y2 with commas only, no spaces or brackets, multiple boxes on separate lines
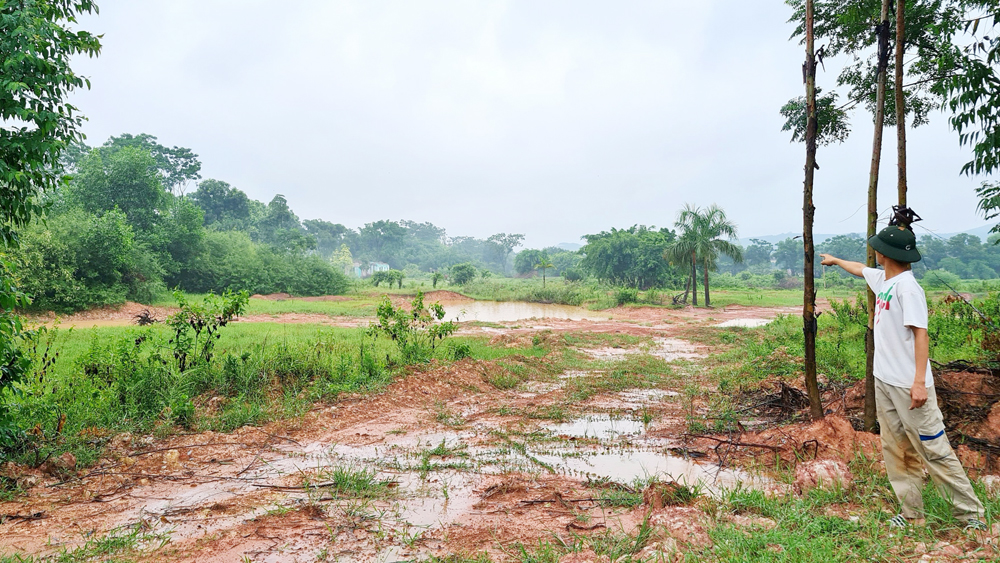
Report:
964,519,989,532
888,514,908,528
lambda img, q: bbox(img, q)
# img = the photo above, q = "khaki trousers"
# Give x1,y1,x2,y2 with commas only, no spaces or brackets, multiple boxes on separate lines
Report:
875,379,984,521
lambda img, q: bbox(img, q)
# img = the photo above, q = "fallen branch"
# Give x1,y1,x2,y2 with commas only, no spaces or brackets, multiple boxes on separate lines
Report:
685,434,785,452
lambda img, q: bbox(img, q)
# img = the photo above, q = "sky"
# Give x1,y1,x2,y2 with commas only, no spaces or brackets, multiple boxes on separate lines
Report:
68,0,994,249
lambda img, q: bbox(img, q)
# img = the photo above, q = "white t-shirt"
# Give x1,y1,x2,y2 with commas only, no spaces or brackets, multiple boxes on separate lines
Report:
863,268,934,388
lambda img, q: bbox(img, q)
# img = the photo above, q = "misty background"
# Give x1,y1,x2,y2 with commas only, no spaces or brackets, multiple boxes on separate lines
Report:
68,1,991,248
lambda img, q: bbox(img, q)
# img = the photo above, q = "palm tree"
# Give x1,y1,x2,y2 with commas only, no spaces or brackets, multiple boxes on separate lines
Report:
535,255,554,287
673,204,743,307
664,229,698,306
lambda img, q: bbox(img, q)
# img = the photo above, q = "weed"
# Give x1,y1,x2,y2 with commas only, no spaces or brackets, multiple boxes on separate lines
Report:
311,465,397,499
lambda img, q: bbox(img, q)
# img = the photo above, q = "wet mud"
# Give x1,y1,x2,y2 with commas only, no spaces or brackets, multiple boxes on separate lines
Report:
1,300,819,561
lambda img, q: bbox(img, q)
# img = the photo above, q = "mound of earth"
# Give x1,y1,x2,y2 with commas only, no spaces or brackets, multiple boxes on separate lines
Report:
249,292,293,300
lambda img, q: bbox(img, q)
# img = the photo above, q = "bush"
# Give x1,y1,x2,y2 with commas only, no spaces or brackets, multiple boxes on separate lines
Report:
563,268,584,282
922,269,961,289
451,263,478,285
368,292,457,363
615,287,639,306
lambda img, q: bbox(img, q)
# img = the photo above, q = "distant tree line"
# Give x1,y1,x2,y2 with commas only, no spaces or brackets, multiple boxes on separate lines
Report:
717,232,1000,281
11,133,534,312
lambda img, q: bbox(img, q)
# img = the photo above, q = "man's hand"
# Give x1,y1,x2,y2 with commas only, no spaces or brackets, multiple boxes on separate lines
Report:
910,382,928,410
819,254,866,277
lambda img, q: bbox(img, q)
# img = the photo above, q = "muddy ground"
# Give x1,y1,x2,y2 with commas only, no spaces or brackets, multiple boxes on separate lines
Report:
2,298,996,561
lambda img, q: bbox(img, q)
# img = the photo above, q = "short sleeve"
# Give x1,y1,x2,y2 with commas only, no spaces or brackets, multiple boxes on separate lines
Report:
862,267,884,293
899,289,929,329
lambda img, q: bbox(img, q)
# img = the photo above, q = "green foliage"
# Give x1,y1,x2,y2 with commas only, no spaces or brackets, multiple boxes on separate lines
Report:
371,269,404,288
72,146,167,232
94,133,202,194
582,225,680,289
368,292,457,363
615,286,639,306
0,0,101,444
562,267,584,282
450,262,478,285
16,208,156,312
0,0,102,247
514,249,546,275
485,232,524,273
431,271,443,288
780,88,852,145
167,290,249,371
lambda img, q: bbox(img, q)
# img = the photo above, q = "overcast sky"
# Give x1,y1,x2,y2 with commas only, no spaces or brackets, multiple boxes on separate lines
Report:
69,1,993,248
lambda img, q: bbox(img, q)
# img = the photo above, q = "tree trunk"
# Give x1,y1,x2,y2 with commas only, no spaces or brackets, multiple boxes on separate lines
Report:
864,0,893,433
681,271,691,304
896,0,907,207
691,251,699,307
703,259,711,307
803,0,824,421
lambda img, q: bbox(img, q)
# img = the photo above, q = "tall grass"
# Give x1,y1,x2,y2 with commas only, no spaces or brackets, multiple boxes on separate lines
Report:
2,322,539,468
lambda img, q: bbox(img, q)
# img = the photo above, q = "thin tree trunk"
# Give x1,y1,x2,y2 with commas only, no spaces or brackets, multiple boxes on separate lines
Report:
691,252,699,306
803,0,824,421
703,259,711,307
681,272,691,304
896,0,907,206
864,0,893,433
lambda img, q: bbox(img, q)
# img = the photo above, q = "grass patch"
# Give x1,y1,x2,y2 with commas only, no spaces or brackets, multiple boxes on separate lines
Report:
309,465,397,499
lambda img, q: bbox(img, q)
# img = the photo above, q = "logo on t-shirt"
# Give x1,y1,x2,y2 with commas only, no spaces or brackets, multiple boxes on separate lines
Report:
875,284,895,325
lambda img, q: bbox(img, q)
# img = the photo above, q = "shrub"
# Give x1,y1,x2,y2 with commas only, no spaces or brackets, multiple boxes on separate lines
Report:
563,268,584,282
167,290,249,371
450,263,477,285
368,292,457,363
615,287,639,306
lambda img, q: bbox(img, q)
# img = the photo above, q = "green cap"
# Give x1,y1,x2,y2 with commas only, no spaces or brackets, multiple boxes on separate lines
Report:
868,225,921,263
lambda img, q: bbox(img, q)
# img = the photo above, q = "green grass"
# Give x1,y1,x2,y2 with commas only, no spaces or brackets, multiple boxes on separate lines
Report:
3,321,545,469
0,525,168,563
309,465,398,499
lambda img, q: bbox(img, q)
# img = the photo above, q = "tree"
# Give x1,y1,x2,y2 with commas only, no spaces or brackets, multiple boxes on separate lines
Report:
486,233,524,274
514,249,546,276
535,254,554,287
744,239,775,267
189,179,251,228
303,219,351,258
0,0,100,434
780,87,852,145
97,133,202,195
673,204,743,307
330,244,354,274
450,263,478,285
581,226,678,289
801,0,823,421
73,146,167,232
358,220,407,265
664,229,699,306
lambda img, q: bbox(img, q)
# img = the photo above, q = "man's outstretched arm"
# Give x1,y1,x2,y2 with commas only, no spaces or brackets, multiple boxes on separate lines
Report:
819,254,866,278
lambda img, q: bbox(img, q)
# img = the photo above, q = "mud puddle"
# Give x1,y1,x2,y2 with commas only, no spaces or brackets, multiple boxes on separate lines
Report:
439,300,607,323
582,337,704,362
716,318,772,328
546,414,646,439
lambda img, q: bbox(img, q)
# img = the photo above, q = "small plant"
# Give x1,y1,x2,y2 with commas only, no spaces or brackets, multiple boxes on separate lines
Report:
368,291,456,363
167,290,248,371
449,342,472,360
615,286,639,306
431,271,443,288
